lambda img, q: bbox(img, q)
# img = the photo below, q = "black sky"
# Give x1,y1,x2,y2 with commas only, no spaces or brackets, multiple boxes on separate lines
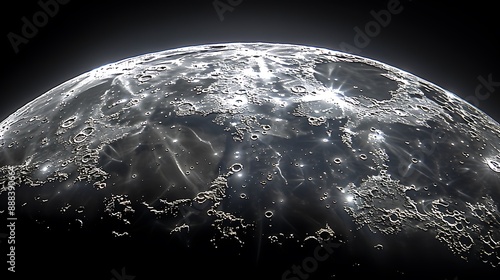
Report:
1,0,499,122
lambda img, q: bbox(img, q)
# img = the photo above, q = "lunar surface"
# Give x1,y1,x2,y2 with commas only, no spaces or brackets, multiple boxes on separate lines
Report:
1,43,499,279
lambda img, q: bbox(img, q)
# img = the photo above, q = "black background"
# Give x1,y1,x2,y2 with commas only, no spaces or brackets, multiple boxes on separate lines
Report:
1,0,499,123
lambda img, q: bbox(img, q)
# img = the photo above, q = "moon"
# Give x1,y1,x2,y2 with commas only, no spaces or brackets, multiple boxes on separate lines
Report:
1,43,499,279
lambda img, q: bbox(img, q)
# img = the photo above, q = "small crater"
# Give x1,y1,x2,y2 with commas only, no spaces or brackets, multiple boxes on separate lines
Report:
487,160,500,172
61,117,76,128
291,85,306,93
230,163,243,173
264,210,273,218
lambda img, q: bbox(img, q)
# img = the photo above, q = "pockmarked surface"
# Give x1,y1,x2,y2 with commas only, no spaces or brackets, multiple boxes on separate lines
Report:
1,43,499,278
